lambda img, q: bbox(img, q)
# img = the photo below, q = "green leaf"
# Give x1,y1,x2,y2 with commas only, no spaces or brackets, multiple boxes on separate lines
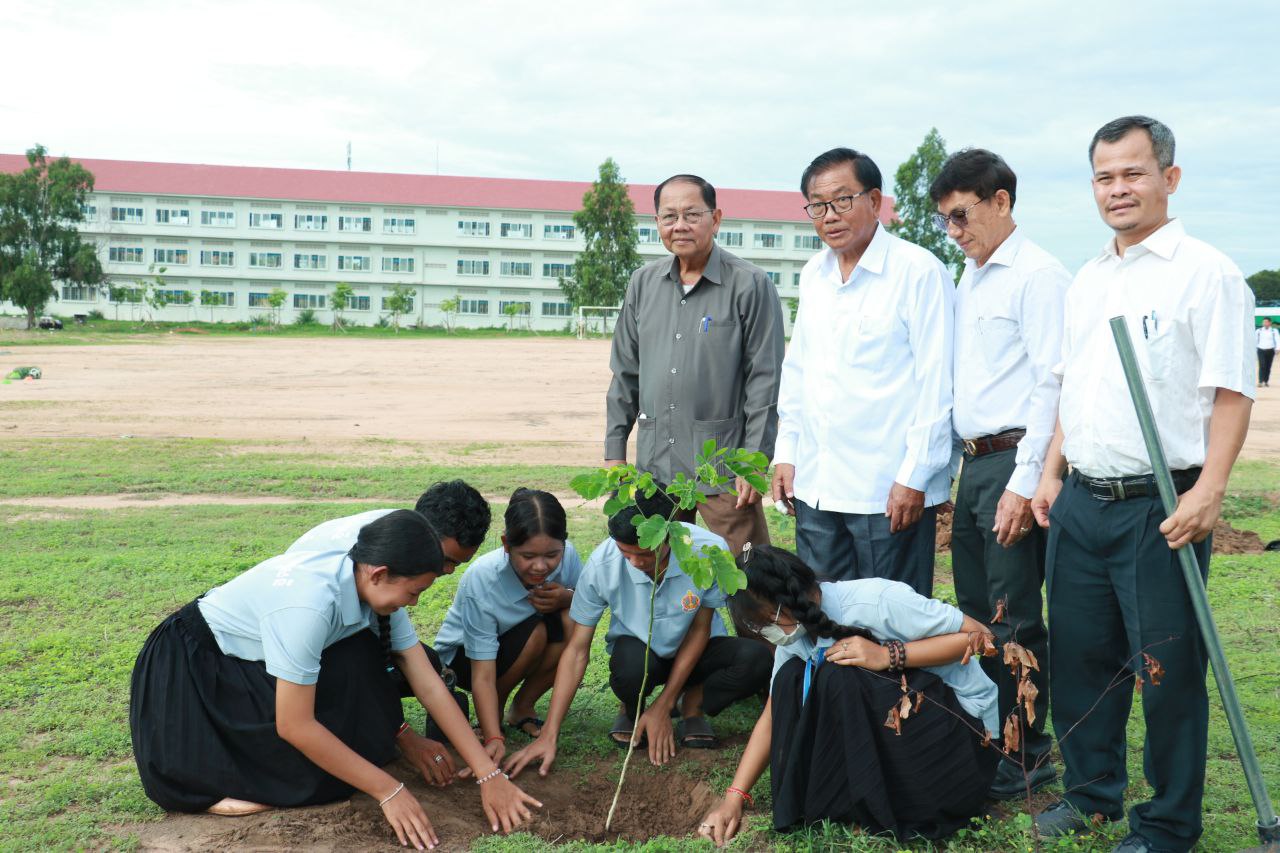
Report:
743,472,770,495
633,514,669,552
668,524,697,571
634,471,656,498
570,471,607,500
602,495,627,517
701,438,717,461
705,546,748,595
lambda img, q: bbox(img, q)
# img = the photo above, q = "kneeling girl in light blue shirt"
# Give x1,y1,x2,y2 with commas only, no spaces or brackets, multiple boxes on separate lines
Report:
433,488,582,765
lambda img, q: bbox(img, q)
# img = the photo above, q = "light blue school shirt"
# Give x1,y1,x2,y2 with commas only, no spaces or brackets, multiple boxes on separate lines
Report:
286,508,396,555
770,579,999,734
198,548,419,685
434,542,584,665
569,523,728,659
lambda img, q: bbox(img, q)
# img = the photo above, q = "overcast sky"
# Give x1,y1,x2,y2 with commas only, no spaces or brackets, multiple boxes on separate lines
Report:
2,0,1275,274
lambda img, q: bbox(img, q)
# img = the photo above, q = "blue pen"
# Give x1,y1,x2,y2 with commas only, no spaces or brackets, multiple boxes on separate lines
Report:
700,315,711,333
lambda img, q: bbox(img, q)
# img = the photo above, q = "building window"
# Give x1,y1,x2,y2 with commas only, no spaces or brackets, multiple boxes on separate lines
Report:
155,208,190,225
61,285,97,301
794,234,822,250
81,203,97,219
249,212,283,229
717,231,743,247
765,272,781,285
542,262,574,278
754,233,782,249
381,295,414,311
793,272,801,286
248,292,271,307
110,287,144,303
249,251,282,269
293,293,327,309
499,300,531,315
337,255,371,272
458,220,491,237
500,222,533,239
200,250,235,266
110,206,145,223
294,213,328,231
153,248,189,265
200,210,236,227
339,215,372,232
108,246,144,263
636,226,660,244
457,259,490,276
382,257,415,273
544,224,575,240
200,290,235,307
155,289,193,305
383,217,415,234
294,253,328,270
542,301,572,317
459,299,489,315
345,295,371,311
500,261,532,277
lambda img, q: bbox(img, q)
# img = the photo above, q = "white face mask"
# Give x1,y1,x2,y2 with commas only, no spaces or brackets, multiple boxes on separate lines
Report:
759,602,806,646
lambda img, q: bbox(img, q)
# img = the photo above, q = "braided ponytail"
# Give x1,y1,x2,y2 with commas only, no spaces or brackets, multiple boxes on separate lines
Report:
730,544,876,642
377,613,394,673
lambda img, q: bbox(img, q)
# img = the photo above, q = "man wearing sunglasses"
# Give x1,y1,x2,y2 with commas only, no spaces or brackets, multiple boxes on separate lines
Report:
929,149,1070,800
605,174,785,631
772,148,954,596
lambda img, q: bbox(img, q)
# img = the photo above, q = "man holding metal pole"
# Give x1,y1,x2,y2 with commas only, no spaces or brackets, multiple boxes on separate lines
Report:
1030,116,1256,853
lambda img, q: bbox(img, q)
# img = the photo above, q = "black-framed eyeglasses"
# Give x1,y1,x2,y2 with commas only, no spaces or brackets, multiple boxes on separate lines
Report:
802,190,870,220
741,600,784,634
932,197,989,231
656,208,715,227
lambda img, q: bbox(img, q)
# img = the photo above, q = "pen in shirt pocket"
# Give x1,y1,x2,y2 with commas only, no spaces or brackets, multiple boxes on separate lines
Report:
700,315,711,333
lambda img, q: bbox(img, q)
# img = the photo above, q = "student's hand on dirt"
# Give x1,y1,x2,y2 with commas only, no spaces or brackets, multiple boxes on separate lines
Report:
380,788,439,850
400,732,456,787
885,483,925,533
698,797,745,847
825,635,889,670
734,475,763,509
1159,482,1222,549
503,735,556,778
482,737,506,767
1031,476,1063,528
529,582,567,614
478,773,542,833
993,490,1035,547
770,464,796,516
634,705,676,765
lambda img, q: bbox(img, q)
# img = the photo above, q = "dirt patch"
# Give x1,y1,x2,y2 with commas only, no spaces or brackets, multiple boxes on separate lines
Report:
117,753,722,851
934,512,1266,555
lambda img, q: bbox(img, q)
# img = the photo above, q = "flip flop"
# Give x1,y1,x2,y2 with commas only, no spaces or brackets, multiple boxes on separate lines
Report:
677,716,719,749
505,716,544,738
207,797,272,816
608,712,645,749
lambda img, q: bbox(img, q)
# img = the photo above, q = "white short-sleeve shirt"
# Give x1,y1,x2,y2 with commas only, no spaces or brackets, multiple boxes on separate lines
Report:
434,542,583,665
286,508,396,555
569,523,728,659
769,579,998,734
198,549,419,685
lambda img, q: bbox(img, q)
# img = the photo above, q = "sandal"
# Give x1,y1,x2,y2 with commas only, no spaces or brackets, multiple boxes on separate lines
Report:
608,712,645,749
677,716,719,749
505,716,544,738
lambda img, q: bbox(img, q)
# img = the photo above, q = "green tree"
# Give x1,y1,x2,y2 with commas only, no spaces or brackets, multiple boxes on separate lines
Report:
438,296,460,333
384,285,414,331
331,281,353,331
559,158,642,309
267,287,288,326
1248,269,1280,303
200,289,226,322
0,145,103,328
888,128,964,280
137,264,169,324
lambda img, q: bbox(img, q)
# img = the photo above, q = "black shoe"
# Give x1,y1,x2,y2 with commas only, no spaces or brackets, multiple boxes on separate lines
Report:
988,758,1058,800
1034,800,1116,837
1112,832,1174,853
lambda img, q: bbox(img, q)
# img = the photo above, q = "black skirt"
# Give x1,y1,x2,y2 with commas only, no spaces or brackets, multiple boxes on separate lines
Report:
770,658,999,840
129,599,404,812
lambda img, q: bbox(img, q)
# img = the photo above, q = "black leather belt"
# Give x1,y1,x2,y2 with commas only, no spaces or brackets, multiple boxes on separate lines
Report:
962,428,1026,458
1071,467,1201,501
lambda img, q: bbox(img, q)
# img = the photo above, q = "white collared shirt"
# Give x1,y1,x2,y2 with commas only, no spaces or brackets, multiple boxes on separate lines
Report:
1057,219,1256,477
1257,326,1280,350
775,224,955,514
953,228,1070,498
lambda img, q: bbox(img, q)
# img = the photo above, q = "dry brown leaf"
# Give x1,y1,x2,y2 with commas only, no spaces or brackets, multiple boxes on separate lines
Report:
1134,674,1144,694
914,691,923,713
1017,676,1040,726
1144,653,1165,687
884,706,903,736
1003,713,1022,753
899,673,909,693
964,631,997,665
991,597,1007,624
1003,641,1040,674
898,692,913,720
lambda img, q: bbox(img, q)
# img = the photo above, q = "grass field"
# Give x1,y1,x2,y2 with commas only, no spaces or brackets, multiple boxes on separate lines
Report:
0,439,1276,851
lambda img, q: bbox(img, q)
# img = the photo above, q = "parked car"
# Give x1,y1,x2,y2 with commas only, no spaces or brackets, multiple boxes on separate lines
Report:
37,316,64,330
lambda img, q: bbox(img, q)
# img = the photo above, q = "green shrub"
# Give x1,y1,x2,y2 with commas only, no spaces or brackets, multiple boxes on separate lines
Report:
294,309,317,326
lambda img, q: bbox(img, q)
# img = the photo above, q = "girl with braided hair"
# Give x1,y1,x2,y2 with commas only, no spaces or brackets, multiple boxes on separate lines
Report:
130,510,541,850
698,544,1000,847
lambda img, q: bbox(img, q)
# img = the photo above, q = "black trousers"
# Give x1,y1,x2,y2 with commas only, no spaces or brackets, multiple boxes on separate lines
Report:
608,635,771,719
1258,347,1275,384
795,499,936,596
1047,474,1211,852
449,611,564,691
951,447,1051,762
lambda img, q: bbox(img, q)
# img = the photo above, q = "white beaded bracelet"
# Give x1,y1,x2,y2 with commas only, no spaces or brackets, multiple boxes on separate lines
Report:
379,782,405,806
475,767,508,786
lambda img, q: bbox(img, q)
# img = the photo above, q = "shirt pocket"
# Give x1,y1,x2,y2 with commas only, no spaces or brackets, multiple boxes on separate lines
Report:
978,315,1020,372
636,416,657,465
1143,321,1185,384
843,312,893,371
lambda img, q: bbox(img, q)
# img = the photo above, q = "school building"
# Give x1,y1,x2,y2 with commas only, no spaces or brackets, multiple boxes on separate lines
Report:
0,154,895,330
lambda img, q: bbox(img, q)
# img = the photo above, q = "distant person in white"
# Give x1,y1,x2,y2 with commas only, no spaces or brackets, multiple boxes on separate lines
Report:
1256,317,1278,386
772,147,954,595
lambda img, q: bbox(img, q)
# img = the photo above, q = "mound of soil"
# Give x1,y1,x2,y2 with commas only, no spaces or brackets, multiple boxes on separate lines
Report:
935,512,1264,554
117,751,723,851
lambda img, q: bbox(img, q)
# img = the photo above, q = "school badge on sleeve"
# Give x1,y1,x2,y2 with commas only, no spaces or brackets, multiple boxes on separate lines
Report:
681,590,701,612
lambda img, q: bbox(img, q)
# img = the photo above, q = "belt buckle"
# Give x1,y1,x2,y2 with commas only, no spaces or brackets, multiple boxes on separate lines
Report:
1108,479,1126,501
963,439,978,456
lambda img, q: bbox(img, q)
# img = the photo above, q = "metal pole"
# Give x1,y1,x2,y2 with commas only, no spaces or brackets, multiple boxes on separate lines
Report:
1109,316,1279,846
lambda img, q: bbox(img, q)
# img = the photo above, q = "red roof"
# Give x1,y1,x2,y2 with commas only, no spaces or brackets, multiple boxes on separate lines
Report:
0,154,896,225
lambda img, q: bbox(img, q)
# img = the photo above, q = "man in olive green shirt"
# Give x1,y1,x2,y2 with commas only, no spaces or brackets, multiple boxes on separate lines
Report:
605,174,784,559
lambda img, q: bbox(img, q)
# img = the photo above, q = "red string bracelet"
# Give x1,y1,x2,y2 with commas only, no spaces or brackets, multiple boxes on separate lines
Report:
484,735,505,746
726,786,753,807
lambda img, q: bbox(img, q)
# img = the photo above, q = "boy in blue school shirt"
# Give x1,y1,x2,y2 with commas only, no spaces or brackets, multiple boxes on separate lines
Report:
504,490,772,777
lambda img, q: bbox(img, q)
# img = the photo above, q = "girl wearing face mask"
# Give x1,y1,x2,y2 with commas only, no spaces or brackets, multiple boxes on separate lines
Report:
697,545,1000,848
432,488,580,765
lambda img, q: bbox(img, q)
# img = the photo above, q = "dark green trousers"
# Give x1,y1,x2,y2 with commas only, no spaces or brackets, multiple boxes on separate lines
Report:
952,447,1051,763
1046,473,1210,853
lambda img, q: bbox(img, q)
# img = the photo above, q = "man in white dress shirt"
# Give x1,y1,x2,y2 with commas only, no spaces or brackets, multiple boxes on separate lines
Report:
1256,317,1278,386
1031,116,1255,853
930,148,1068,799
771,147,954,595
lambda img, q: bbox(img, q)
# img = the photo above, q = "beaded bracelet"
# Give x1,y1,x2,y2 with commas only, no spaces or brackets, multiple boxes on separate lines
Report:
379,782,405,807
726,786,753,808
886,639,906,673
475,767,508,786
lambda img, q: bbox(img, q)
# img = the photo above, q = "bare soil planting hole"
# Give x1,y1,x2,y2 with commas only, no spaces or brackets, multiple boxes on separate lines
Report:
117,752,723,851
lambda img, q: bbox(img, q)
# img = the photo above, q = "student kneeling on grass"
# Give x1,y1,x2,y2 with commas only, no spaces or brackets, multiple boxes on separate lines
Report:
504,490,772,776
129,510,540,851
432,488,581,767
697,545,1000,848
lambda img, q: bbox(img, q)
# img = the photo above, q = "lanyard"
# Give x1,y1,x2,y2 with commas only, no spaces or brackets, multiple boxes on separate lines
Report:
801,648,825,704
